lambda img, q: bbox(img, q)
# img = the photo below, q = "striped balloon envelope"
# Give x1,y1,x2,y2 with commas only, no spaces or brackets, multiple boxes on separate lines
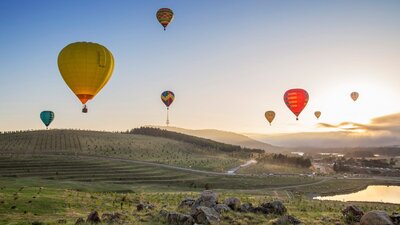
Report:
284,89,309,120
156,8,174,30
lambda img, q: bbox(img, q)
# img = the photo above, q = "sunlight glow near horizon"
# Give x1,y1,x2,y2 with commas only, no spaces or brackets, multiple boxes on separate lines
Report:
0,1,399,135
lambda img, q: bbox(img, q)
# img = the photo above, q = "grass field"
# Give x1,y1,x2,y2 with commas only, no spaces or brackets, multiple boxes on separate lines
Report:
1,177,399,225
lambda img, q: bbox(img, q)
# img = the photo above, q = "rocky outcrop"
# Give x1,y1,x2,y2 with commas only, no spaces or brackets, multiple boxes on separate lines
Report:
214,204,231,213
86,211,101,223
273,215,302,225
224,197,241,211
239,202,254,213
342,204,364,223
360,210,394,225
192,206,220,225
166,212,195,225
191,190,219,212
260,201,287,215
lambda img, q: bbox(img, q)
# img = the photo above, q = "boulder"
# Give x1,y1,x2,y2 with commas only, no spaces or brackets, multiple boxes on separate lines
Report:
101,212,124,224
273,215,302,225
260,201,287,215
342,204,364,222
360,211,394,225
179,198,196,208
224,197,241,211
239,203,254,213
192,206,220,225
166,212,195,225
191,190,219,214
137,202,155,211
75,218,85,225
214,204,231,213
86,211,101,223
390,213,400,225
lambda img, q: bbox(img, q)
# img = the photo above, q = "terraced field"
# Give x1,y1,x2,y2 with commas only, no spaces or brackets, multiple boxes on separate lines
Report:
0,130,248,172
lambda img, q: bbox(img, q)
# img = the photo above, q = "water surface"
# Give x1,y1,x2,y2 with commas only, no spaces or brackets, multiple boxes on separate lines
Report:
314,185,400,204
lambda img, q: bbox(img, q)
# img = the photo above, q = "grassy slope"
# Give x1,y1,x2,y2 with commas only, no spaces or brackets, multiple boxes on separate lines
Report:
0,130,249,172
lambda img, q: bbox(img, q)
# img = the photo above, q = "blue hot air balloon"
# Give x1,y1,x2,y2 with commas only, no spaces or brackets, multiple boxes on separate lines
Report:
40,111,55,129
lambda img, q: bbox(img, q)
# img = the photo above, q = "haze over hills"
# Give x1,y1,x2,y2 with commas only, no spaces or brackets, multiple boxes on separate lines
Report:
152,126,280,152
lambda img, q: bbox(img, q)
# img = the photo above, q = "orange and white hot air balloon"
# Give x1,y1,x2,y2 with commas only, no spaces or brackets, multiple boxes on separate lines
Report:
351,92,359,102
265,111,276,126
284,89,309,121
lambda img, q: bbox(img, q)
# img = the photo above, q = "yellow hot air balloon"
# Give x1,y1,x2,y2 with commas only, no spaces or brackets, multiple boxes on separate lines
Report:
314,111,321,119
351,92,359,101
265,111,275,126
58,42,115,113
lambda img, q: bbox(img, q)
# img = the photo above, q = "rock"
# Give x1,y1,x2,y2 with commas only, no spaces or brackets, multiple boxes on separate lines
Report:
391,212,400,225
224,197,241,211
191,190,218,214
166,212,195,225
86,211,101,223
239,203,254,213
75,218,84,225
137,202,155,211
342,205,364,223
179,198,196,208
159,209,170,218
101,212,124,224
260,201,287,215
360,211,394,225
273,215,302,225
214,204,231,213
192,206,220,225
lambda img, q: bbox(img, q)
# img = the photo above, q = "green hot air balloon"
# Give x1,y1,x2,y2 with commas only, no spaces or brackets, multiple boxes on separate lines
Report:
40,111,55,129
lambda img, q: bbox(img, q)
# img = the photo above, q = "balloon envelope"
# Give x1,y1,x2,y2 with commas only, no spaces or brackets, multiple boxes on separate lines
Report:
58,42,115,105
351,92,359,101
284,89,309,120
40,111,55,128
314,111,321,119
265,111,276,125
161,91,175,108
156,8,174,30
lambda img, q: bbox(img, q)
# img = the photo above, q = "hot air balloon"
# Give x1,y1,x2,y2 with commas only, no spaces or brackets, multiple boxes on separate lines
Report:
40,111,55,129
265,111,276,126
161,91,175,126
284,89,309,120
58,42,115,113
351,92,359,101
314,111,321,119
156,8,174,30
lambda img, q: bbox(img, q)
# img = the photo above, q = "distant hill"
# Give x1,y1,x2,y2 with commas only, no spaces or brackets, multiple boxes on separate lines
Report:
152,126,279,152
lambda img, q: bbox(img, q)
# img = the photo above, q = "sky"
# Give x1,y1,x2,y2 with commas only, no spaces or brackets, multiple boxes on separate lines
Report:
0,0,400,136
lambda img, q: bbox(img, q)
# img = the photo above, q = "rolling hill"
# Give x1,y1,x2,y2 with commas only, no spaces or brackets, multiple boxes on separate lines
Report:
153,126,279,152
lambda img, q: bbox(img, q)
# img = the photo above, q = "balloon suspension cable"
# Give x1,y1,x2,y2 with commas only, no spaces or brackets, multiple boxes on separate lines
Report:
166,107,170,126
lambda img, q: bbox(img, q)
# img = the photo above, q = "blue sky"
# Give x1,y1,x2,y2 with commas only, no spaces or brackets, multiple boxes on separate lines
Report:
1,0,400,133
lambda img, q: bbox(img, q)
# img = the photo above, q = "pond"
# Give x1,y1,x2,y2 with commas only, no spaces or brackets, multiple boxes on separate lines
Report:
314,185,400,204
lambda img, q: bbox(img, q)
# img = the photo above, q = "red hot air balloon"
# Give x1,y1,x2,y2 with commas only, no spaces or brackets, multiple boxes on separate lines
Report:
284,89,309,120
